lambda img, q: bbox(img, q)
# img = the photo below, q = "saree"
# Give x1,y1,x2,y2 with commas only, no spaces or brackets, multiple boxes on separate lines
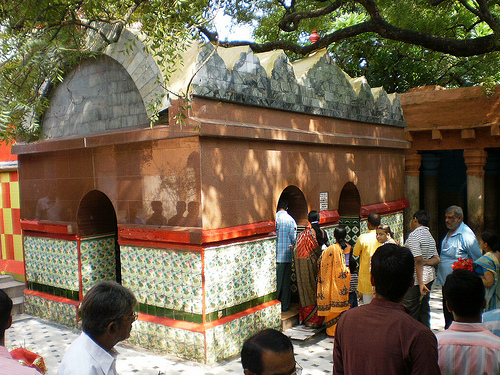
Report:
474,252,500,311
293,227,324,327
317,243,351,336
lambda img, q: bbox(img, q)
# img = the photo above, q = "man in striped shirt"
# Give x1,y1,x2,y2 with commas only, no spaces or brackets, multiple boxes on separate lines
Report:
403,210,440,327
437,269,500,375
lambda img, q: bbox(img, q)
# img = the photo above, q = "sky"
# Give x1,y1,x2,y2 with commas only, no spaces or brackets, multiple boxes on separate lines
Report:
213,9,255,42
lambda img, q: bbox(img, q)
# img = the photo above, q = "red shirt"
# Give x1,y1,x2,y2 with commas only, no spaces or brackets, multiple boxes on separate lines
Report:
333,298,441,375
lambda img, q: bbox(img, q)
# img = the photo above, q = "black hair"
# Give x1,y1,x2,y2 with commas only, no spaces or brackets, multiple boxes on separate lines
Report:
241,329,293,375
334,226,357,273
334,226,348,251
367,213,381,227
443,269,485,318
371,243,414,302
309,211,327,246
277,198,289,211
81,281,136,338
413,210,430,227
0,289,13,340
481,231,499,253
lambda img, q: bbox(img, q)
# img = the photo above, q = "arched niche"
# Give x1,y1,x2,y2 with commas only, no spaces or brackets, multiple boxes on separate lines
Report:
338,182,361,246
338,182,361,216
77,190,121,286
77,190,117,237
277,186,308,227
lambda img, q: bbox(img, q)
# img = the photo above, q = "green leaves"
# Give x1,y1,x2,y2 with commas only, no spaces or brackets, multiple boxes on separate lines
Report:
0,0,209,141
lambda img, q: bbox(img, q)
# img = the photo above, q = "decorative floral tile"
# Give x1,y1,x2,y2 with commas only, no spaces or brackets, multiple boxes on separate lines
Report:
121,246,203,314
24,294,78,328
24,236,79,292
204,238,276,314
80,236,116,295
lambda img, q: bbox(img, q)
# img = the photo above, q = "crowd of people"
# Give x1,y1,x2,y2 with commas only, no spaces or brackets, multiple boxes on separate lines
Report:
274,201,500,374
1,201,499,374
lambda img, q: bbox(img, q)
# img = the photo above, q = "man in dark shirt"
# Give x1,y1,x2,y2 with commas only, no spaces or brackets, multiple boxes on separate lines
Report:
333,243,441,375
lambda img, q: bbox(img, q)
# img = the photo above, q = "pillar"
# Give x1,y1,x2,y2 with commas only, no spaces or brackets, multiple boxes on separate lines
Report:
463,149,487,236
404,152,422,239
484,151,500,231
421,153,441,241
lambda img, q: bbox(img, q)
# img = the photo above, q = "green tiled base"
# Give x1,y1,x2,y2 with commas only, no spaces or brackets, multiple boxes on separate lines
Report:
27,282,79,301
24,294,78,328
127,302,281,364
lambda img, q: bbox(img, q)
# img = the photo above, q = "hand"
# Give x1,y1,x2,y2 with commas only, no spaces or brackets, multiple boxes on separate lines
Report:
420,284,430,296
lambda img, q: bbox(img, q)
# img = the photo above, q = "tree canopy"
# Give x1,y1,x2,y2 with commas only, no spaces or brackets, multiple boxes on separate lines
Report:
210,0,500,92
0,0,209,141
2,0,500,141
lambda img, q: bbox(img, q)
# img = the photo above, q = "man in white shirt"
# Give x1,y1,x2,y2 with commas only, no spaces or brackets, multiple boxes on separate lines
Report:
58,281,137,375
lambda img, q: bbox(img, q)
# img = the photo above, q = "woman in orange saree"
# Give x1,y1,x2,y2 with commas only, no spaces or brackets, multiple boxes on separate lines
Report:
293,211,329,327
317,226,351,336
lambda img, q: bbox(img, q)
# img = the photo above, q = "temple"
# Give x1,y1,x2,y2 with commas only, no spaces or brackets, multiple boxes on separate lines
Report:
11,28,409,363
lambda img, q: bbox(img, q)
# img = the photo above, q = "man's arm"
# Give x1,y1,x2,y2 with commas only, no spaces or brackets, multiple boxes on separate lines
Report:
353,238,362,257
288,221,297,246
411,330,441,375
332,329,344,375
464,233,482,261
414,256,429,296
423,255,440,267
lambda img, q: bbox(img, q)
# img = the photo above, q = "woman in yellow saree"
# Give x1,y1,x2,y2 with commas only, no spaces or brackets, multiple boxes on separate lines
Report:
317,226,351,336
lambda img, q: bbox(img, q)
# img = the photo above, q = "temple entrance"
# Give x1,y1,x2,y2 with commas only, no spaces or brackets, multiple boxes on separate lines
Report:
277,186,307,308
277,185,308,228
77,190,120,292
338,182,361,246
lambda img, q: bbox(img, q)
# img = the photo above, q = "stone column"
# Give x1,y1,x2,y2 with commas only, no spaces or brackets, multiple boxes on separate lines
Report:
484,151,500,231
421,153,441,241
404,152,422,238
463,148,487,236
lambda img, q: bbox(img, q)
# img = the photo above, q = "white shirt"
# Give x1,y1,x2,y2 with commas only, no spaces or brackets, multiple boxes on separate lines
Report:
57,332,118,375
404,225,438,285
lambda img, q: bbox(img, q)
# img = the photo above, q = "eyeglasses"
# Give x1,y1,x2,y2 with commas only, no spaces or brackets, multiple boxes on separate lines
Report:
293,362,303,375
123,311,138,322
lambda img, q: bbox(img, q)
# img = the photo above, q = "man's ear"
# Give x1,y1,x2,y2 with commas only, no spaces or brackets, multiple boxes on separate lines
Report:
445,300,453,313
243,370,255,375
106,321,118,335
6,316,12,330
370,274,375,287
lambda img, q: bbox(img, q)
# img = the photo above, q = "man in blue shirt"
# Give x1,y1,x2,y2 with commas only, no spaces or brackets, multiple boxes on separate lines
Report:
436,205,481,328
275,198,297,312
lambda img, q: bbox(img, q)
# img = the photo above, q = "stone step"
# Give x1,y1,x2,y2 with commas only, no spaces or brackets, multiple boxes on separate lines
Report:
0,275,25,315
0,274,14,283
0,280,25,299
281,303,299,331
11,296,24,315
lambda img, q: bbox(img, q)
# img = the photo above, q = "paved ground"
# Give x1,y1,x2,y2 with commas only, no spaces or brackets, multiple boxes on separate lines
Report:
5,285,445,375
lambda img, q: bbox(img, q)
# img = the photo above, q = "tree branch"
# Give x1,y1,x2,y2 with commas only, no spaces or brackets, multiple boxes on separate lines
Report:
278,1,344,32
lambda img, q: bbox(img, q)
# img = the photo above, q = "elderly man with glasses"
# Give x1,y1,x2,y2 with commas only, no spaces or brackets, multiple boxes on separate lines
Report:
58,281,137,375
436,205,481,329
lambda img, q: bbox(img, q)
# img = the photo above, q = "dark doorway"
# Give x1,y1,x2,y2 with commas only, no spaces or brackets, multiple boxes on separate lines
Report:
77,190,121,284
338,182,361,246
277,186,308,227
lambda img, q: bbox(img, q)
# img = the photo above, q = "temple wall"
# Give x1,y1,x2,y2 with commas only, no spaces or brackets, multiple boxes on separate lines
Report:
13,37,410,364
